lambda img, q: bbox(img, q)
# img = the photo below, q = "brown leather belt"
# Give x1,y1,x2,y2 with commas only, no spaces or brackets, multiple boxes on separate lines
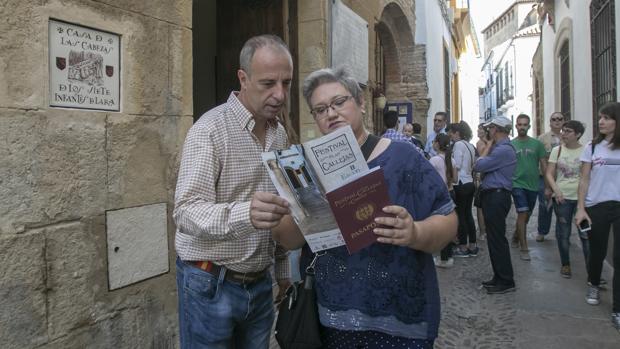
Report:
189,261,267,285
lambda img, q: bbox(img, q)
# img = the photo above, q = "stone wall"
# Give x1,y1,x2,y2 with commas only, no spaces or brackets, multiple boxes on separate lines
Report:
0,0,192,348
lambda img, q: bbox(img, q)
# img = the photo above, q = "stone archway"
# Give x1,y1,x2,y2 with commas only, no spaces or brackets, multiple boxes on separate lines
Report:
375,1,430,132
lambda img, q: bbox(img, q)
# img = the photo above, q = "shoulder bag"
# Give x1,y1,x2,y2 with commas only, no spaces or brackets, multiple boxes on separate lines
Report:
274,255,322,349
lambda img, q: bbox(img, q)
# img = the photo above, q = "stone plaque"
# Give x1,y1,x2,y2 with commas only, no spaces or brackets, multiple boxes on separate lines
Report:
106,203,169,290
331,0,369,84
49,19,120,111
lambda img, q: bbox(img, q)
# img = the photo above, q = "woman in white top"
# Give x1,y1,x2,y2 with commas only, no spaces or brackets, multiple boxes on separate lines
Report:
575,102,620,330
449,121,479,257
430,133,458,267
545,120,587,279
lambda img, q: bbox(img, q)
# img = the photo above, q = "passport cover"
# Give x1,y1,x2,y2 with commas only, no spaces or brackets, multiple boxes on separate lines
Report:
325,168,393,254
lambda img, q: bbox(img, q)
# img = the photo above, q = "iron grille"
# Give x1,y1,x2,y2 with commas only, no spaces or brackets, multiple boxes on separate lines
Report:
590,0,617,135
559,41,571,120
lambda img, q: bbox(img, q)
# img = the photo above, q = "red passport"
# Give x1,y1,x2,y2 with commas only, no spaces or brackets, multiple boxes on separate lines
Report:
325,168,393,254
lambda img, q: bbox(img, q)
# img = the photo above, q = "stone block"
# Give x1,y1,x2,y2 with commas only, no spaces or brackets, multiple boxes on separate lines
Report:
0,110,107,235
169,26,193,117
298,19,328,74
0,0,48,109
0,234,48,349
106,203,169,290
298,0,327,23
120,15,171,116
91,0,191,28
105,114,184,209
45,221,102,339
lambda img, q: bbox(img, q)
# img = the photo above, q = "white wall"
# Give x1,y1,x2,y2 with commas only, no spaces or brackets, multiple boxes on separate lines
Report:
458,34,482,130
419,0,454,132
541,0,594,142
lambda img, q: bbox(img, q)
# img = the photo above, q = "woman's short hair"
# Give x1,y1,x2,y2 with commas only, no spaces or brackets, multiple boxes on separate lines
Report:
562,120,585,139
302,67,363,108
448,121,473,141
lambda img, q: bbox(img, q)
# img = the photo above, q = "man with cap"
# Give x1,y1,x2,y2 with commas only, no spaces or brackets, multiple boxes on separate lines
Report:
473,116,517,294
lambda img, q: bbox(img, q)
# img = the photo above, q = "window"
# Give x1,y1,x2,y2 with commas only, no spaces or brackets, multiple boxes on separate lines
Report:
559,41,571,120
590,0,617,133
444,45,451,119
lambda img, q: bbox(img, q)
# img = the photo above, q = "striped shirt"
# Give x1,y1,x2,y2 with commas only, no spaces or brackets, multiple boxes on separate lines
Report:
173,92,290,279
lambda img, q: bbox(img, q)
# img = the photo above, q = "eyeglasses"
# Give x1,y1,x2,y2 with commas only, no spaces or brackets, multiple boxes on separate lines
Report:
551,117,564,122
310,95,353,120
434,118,444,123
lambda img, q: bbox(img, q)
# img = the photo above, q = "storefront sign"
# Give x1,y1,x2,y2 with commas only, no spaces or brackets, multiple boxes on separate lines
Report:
49,19,120,111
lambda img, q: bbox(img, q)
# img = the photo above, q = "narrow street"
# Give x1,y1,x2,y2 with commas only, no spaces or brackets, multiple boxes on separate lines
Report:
434,206,618,348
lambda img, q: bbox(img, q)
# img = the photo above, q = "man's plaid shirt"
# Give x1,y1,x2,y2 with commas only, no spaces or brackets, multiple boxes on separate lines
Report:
174,92,290,279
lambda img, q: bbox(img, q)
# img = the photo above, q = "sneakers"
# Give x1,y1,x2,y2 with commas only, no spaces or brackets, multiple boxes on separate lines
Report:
612,313,620,331
586,286,600,305
536,234,545,242
560,265,572,278
453,248,470,258
468,246,480,257
511,236,520,248
519,249,531,261
434,257,454,268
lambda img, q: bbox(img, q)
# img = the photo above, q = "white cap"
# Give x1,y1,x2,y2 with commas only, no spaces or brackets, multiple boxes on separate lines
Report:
484,115,512,129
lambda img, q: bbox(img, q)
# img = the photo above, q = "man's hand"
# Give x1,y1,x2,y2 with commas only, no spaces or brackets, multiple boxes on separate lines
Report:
275,278,292,304
250,192,290,229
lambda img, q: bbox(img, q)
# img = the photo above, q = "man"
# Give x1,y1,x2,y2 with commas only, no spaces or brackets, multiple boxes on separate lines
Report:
425,111,448,157
511,114,547,261
536,112,565,242
403,122,425,151
173,35,293,348
473,116,517,294
382,110,411,143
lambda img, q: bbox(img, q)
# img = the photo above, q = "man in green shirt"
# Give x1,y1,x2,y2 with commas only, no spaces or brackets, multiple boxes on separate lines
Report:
511,114,547,261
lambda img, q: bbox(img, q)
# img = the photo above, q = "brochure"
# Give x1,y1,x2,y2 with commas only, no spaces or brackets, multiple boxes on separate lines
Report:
262,126,392,253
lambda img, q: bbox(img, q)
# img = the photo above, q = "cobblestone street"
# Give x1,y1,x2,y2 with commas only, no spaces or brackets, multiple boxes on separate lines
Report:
435,206,619,348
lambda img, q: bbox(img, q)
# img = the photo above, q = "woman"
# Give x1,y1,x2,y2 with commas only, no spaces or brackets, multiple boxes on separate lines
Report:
449,121,479,257
429,133,458,268
545,120,587,278
474,124,489,241
575,102,620,330
274,67,457,348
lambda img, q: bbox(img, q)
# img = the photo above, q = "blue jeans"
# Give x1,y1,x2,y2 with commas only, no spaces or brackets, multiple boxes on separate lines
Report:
537,177,553,235
176,258,274,349
553,199,589,267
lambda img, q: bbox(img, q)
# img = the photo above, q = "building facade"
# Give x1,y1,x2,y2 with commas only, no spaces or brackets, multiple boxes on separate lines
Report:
479,0,540,132
535,0,618,141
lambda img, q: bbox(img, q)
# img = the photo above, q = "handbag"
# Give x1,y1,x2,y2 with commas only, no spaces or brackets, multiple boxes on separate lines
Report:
274,254,322,349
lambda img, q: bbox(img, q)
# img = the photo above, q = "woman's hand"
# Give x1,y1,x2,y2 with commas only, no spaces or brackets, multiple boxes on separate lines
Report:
554,191,565,204
373,205,418,248
574,207,591,227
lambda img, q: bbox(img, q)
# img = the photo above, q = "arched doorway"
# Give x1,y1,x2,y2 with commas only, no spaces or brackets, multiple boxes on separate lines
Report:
374,1,429,135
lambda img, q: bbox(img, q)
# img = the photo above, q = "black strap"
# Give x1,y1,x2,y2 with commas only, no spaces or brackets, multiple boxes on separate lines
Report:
361,134,381,160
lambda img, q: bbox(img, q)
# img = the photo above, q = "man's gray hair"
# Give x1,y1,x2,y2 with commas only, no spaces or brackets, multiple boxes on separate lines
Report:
239,35,290,76
302,67,363,108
